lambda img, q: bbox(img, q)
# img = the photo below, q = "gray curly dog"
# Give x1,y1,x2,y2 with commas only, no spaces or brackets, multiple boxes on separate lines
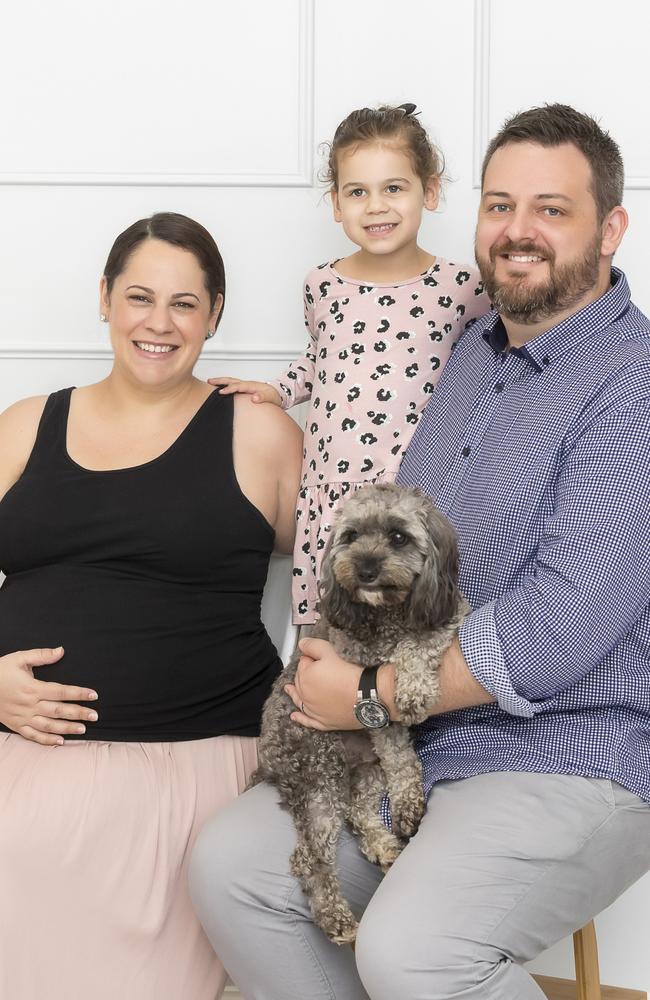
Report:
251,482,468,944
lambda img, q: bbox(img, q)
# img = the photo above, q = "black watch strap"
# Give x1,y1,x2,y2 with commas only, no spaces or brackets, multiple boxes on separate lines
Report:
358,665,381,699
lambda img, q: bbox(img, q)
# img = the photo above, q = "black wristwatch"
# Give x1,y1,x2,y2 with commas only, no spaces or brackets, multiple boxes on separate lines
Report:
354,665,391,729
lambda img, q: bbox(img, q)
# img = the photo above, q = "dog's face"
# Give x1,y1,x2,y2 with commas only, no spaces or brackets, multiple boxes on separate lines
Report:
319,483,460,631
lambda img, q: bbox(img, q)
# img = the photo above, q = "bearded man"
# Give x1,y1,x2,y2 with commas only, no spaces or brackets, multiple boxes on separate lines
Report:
190,105,650,1000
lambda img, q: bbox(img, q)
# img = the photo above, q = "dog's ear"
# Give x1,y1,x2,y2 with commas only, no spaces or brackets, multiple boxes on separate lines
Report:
317,533,358,631
408,505,461,630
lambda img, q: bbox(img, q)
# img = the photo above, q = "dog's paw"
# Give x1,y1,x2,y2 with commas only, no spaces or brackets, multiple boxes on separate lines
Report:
325,909,359,946
390,795,425,840
392,811,422,840
361,832,404,871
332,926,358,946
376,840,404,872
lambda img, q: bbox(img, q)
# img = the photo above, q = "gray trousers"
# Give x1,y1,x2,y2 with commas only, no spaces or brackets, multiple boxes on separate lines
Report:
189,772,650,1000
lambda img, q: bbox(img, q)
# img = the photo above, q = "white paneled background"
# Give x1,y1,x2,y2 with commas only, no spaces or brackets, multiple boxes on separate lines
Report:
1,0,649,994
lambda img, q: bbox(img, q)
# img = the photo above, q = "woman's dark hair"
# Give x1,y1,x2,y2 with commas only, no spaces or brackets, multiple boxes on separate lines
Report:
481,104,624,223
322,104,444,191
103,212,226,326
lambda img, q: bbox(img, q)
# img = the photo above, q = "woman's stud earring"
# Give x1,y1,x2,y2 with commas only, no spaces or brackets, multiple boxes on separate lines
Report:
205,329,215,340
99,313,108,322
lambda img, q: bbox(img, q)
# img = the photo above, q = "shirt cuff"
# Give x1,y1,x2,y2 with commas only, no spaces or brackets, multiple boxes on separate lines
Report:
267,379,292,410
458,602,536,718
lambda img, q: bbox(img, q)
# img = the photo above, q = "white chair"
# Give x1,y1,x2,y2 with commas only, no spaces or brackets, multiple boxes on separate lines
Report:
260,553,298,665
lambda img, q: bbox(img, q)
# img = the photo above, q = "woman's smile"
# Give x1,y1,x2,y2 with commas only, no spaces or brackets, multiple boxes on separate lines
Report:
133,340,180,357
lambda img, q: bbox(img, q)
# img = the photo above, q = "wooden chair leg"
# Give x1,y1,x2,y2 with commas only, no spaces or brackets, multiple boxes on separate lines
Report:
573,921,602,1000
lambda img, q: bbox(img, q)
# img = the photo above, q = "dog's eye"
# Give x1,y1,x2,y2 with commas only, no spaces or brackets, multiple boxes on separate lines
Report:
341,530,359,545
389,531,409,547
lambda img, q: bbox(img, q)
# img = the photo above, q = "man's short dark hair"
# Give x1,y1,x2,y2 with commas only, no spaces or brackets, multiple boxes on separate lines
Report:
481,104,624,223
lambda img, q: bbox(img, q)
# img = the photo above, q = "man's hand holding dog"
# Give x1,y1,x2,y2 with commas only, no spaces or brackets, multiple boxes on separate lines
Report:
285,638,397,731
285,637,493,730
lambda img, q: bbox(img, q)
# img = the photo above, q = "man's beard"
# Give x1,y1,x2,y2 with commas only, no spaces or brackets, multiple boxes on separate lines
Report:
475,235,601,325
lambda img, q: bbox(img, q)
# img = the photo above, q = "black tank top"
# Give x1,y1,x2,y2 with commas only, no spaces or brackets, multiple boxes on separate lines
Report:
0,387,281,740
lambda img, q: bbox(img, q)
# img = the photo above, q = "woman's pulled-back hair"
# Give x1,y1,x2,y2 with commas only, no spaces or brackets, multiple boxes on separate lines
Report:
103,212,226,326
322,104,444,191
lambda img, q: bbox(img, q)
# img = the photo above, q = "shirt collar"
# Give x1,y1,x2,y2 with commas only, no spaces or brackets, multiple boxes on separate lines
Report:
482,267,631,373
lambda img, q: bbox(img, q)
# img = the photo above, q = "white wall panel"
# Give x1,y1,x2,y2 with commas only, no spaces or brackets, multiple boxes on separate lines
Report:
476,0,650,188
0,0,314,185
0,183,323,365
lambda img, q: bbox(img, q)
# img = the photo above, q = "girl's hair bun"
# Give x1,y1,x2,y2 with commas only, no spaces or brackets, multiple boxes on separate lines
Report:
322,103,444,190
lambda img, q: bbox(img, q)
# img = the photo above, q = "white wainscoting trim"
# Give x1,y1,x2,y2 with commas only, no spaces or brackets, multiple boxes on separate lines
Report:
472,0,492,190
0,345,298,362
471,0,650,189
0,0,314,189
0,170,313,188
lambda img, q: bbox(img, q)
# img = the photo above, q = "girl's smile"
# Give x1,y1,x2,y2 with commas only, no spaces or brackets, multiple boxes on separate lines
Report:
364,223,399,237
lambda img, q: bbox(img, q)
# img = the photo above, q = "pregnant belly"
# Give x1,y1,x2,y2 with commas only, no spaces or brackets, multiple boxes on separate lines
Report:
0,565,275,738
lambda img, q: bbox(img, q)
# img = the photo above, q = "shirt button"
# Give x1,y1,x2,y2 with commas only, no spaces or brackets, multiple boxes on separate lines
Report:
461,445,471,458
494,382,505,393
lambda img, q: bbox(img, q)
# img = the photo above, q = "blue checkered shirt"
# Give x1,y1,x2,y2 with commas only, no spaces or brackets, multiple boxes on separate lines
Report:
389,268,650,818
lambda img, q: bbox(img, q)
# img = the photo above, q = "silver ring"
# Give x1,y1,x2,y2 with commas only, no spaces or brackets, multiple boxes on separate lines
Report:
300,701,305,714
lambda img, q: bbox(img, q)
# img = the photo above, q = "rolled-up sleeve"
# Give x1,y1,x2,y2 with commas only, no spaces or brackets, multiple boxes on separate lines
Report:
458,602,537,716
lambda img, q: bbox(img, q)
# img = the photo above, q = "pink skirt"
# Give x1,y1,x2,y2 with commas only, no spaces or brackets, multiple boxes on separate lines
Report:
0,732,257,1000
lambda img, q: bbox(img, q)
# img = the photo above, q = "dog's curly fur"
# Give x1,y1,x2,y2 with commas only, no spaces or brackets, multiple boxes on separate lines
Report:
252,483,468,944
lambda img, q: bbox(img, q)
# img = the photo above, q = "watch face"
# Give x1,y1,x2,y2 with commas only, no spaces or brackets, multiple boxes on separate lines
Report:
355,699,390,729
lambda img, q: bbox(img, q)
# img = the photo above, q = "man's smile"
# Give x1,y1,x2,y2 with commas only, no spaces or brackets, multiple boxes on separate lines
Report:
503,254,545,263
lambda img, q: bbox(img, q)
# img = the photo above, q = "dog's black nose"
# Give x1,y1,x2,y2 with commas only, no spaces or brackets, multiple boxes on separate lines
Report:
357,561,379,584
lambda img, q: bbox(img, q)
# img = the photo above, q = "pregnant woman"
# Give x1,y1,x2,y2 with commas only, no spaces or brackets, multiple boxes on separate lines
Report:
0,212,302,1000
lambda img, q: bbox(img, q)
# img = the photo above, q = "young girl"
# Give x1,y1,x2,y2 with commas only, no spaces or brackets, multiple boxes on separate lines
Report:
215,104,489,625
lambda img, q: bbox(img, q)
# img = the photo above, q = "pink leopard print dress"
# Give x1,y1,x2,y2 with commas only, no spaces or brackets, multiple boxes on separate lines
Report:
271,258,489,624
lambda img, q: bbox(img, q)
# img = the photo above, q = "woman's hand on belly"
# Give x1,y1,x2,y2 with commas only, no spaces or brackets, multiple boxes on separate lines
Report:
0,647,99,745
